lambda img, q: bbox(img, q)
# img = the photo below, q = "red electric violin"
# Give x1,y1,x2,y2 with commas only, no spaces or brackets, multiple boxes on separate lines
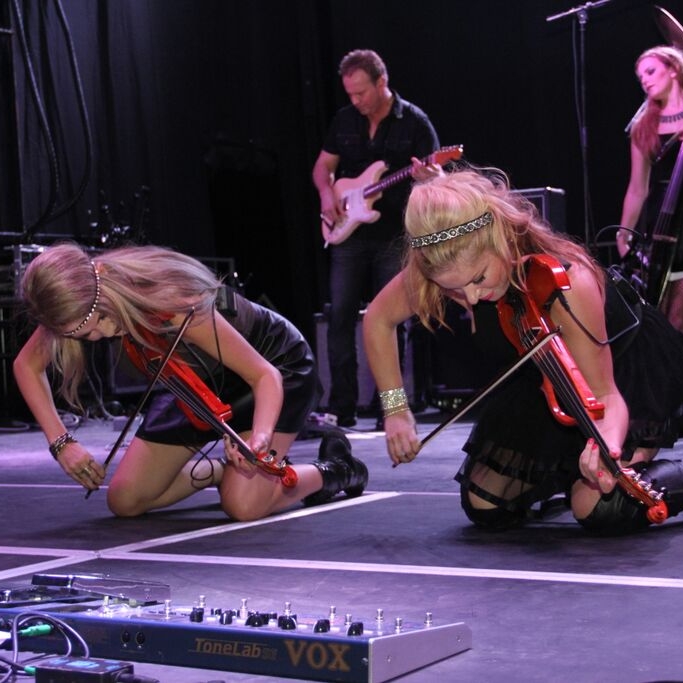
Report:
90,309,298,492
497,254,667,524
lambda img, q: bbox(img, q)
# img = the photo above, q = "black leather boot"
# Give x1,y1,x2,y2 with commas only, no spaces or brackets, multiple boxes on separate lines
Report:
637,459,683,517
303,428,368,506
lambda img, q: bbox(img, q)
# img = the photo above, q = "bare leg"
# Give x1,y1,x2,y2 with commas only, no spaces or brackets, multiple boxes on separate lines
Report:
107,437,218,516
108,433,323,520
107,430,362,521
218,432,323,521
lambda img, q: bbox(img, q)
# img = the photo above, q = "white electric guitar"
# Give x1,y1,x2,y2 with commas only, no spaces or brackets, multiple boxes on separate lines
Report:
321,144,464,245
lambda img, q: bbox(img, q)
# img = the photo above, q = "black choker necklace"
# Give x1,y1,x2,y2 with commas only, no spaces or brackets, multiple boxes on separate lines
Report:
660,110,683,123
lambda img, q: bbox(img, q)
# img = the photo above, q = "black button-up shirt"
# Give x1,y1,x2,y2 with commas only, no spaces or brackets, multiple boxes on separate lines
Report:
322,90,439,240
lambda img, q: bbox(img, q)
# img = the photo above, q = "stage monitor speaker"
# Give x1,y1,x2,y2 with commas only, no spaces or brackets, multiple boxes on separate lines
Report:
512,186,566,233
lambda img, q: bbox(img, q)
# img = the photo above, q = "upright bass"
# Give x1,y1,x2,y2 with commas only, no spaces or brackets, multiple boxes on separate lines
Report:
625,138,683,307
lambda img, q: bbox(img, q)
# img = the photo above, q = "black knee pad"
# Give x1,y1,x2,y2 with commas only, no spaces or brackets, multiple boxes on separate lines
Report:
461,491,526,531
579,459,683,534
577,488,650,535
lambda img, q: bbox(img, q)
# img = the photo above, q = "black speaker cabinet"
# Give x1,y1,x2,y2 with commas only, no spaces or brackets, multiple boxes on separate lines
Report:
512,186,566,233
421,186,565,408
314,309,419,413
420,301,502,410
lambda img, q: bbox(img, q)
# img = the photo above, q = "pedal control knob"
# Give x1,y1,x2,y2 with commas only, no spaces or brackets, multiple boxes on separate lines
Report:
314,618,331,633
189,607,204,623
347,621,364,636
246,612,268,627
278,615,297,630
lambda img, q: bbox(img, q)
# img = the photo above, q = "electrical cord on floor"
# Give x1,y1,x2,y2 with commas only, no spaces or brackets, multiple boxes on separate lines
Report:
1,610,90,682
1,613,159,682
58,409,83,429
0,645,50,682
0,653,27,683
0,656,170,683
0,421,30,434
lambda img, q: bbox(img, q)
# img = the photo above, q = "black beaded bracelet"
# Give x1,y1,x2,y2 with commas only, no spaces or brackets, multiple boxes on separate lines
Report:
48,432,77,460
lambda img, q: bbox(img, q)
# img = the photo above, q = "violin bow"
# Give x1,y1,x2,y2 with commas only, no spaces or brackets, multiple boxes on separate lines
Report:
398,330,559,461
85,309,196,499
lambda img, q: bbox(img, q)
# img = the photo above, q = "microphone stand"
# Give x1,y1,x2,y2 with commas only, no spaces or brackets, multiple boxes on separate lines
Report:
547,0,612,248
546,0,611,24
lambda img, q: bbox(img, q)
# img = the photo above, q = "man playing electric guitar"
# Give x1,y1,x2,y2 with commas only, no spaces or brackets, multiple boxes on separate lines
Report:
312,48,441,428
617,46,683,331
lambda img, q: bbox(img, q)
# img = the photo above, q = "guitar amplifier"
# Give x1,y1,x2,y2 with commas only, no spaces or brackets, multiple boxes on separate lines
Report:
512,186,566,233
423,186,566,408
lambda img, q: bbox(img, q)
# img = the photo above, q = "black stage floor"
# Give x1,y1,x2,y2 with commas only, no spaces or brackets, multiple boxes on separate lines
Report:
2,411,683,683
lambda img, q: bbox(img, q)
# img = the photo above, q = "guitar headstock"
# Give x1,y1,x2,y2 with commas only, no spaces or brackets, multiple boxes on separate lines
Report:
432,144,464,165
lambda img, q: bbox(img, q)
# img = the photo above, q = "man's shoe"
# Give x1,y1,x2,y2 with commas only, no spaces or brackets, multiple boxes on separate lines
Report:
336,414,357,428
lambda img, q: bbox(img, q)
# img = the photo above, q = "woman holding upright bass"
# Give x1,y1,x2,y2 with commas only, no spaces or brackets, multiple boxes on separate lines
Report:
618,45,683,328
364,166,683,534
14,243,367,520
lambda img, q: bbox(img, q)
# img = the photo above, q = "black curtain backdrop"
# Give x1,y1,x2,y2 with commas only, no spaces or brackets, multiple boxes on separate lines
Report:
2,0,682,346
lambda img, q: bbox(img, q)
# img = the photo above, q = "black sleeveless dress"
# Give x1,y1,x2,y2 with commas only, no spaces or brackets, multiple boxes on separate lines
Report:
129,290,318,446
455,269,683,512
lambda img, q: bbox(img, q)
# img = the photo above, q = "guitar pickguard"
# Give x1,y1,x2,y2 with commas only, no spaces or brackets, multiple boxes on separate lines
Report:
327,185,382,244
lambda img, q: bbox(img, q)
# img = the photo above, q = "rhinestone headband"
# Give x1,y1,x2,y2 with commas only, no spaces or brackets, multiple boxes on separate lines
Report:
409,211,493,249
64,261,101,336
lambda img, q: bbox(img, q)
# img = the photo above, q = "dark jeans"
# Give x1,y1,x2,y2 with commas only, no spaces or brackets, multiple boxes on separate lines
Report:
327,233,404,418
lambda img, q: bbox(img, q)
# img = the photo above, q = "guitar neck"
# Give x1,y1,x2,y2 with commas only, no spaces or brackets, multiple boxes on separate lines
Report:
361,145,463,201
363,165,414,199
567,397,621,477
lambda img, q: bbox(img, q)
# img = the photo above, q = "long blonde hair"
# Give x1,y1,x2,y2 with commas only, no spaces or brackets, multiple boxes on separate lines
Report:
21,243,222,407
404,168,601,329
631,45,683,158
